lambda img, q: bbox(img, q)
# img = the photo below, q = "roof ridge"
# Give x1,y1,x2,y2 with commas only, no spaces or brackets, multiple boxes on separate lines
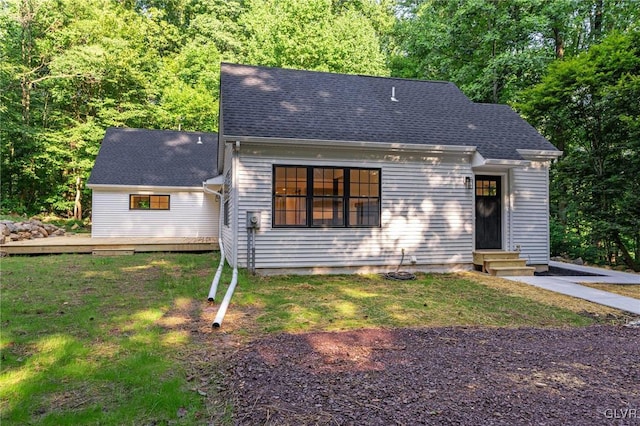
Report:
220,62,455,86
106,127,217,136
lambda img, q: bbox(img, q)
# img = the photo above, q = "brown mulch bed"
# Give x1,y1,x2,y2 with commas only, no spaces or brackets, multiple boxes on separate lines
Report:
225,326,639,425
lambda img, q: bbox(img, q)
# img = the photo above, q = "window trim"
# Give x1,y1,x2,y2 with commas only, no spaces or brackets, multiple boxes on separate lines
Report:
272,165,381,229
129,194,170,210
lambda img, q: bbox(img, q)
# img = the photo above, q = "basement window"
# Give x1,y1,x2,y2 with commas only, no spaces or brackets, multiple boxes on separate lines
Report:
273,165,380,228
130,195,170,210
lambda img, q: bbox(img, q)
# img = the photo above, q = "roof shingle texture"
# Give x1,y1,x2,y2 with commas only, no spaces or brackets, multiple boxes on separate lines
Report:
88,128,218,187
220,63,557,160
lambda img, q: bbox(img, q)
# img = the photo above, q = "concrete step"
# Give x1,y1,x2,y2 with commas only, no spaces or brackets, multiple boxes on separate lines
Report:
489,266,536,277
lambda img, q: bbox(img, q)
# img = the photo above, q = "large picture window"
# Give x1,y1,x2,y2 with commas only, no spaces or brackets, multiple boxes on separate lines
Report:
273,166,380,228
129,195,170,210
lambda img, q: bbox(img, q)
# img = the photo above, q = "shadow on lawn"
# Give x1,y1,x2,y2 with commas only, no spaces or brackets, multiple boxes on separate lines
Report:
0,253,226,425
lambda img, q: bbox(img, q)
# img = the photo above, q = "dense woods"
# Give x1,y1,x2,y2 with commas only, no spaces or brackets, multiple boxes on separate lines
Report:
1,0,638,269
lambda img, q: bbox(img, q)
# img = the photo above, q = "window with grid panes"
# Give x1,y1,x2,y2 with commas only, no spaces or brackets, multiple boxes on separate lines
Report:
272,166,380,228
129,195,170,210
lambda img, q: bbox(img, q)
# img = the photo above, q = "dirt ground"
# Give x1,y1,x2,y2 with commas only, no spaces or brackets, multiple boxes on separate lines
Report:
223,325,639,425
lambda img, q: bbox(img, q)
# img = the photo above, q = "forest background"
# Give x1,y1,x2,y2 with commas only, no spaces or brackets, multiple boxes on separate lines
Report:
1,0,638,270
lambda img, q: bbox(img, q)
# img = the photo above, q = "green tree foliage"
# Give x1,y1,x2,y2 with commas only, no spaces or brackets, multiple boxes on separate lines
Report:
520,30,640,270
150,0,244,132
1,0,158,215
239,0,389,75
0,0,238,216
391,0,555,102
391,0,638,103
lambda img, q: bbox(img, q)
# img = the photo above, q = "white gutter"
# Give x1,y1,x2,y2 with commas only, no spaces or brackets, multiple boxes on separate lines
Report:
508,168,514,251
202,183,225,302
213,140,240,328
472,152,532,169
222,135,477,155
517,149,563,161
204,175,225,185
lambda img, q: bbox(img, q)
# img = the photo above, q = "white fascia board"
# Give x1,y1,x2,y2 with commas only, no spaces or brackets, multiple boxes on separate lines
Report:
517,149,563,161
222,135,477,156
472,152,531,169
204,175,224,186
471,152,487,168
87,183,204,192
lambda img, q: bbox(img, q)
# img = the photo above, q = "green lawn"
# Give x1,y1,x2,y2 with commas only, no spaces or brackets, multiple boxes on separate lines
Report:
235,273,599,332
1,253,230,425
0,252,622,425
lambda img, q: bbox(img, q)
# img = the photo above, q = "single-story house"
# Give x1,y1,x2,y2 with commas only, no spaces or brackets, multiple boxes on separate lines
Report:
89,63,561,275
214,63,561,275
87,127,220,238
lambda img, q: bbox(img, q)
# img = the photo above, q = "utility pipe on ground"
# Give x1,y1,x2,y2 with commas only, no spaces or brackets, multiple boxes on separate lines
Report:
212,268,238,328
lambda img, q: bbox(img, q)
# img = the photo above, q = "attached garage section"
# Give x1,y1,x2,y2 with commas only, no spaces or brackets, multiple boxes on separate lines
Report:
91,187,219,238
88,127,220,239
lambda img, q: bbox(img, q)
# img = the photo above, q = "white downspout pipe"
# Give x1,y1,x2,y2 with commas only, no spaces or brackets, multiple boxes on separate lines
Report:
508,168,514,252
202,184,224,301
212,268,238,328
213,140,240,328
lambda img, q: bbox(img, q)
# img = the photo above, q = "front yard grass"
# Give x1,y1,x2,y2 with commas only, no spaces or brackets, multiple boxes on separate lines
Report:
233,272,615,333
0,252,630,425
1,253,230,425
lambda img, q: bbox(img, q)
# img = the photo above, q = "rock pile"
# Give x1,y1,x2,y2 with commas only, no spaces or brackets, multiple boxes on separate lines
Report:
551,255,584,265
0,219,66,244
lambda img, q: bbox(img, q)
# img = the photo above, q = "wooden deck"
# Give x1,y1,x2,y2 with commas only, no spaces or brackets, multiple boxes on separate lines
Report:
0,234,218,256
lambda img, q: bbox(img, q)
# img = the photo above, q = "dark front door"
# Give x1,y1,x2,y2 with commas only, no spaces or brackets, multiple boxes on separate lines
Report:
475,175,502,249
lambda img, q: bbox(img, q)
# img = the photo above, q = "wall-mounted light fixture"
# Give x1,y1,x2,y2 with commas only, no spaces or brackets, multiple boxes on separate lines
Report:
464,176,473,190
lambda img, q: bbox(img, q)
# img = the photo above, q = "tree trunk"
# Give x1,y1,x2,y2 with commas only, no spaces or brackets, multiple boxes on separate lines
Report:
553,27,564,59
20,0,34,130
613,231,640,272
492,40,498,103
73,176,82,220
591,0,603,41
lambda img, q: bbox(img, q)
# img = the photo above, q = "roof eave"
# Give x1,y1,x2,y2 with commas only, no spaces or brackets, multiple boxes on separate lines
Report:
472,152,531,169
204,175,224,186
87,183,205,191
222,135,477,155
517,149,563,161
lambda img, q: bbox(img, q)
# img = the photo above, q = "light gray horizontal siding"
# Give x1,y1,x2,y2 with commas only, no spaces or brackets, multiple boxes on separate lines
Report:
236,145,474,269
511,163,550,265
91,189,218,238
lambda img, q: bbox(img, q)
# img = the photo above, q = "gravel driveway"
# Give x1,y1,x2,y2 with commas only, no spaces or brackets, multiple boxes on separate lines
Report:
226,326,639,425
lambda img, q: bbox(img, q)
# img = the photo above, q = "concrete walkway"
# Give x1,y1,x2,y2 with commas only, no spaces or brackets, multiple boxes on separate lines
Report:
505,261,640,315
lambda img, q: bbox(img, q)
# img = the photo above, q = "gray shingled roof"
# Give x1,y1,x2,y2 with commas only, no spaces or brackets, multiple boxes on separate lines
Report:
220,63,557,160
88,127,218,187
